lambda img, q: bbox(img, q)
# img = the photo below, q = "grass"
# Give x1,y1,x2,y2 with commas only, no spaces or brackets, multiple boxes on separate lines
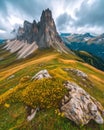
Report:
4,108,103,130
0,48,104,130
0,103,26,130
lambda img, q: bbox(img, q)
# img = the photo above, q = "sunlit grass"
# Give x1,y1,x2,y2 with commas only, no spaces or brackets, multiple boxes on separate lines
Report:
0,48,104,130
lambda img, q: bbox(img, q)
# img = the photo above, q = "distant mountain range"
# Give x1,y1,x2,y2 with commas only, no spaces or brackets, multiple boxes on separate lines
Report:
61,33,104,60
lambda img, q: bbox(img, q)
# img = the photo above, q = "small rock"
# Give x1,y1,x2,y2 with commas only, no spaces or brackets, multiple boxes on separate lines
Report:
7,75,15,80
31,69,51,80
26,106,39,121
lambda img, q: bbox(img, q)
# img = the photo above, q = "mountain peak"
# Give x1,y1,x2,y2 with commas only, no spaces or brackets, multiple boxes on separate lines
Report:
41,8,52,20
17,9,69,51
83,33,93,38
5,9,70,58
40,9,55,29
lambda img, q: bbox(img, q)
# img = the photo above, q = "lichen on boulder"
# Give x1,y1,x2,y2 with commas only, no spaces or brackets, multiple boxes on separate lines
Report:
61,81,104,125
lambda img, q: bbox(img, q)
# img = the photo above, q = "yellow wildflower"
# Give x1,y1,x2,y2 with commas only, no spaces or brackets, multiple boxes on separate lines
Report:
61,112,64,117
58,112,61,116
4,103,10,108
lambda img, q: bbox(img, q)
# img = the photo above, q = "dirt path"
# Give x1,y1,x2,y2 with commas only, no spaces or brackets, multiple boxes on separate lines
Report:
0,54,58,81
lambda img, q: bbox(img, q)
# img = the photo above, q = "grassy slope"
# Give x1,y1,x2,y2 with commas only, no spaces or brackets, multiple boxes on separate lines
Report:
75,51,104,71
0,47,104,130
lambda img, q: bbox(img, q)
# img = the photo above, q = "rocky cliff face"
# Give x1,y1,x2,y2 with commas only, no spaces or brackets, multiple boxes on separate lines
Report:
17,8,70,53
4,9,70,58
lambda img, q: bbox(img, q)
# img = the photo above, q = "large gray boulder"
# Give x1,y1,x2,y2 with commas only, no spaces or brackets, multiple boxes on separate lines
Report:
61,81,104,125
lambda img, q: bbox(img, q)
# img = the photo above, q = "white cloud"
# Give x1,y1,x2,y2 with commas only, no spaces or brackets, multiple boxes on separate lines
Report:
0,29,6,33
0,0,104,39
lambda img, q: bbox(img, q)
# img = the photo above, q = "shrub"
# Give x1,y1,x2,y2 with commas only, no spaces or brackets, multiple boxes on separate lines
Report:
0,77,67,110
21,78,66,109
0,83,28,105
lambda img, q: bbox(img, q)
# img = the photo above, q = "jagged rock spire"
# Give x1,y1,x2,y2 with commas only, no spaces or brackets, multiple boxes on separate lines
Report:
16,8,70,53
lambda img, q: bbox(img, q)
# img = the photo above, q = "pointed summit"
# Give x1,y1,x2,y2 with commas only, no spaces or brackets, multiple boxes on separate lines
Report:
5,9,71,58
37,8,57,48
41,8,53,22
37,8,69,53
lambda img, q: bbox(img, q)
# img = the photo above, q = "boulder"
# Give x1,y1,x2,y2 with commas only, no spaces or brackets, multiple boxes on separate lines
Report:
61,81,104,125
31,69,51,80
64,68,88,78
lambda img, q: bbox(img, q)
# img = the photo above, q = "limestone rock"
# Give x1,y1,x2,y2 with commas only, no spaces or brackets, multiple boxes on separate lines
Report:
32,69,51,80
26,106,39,121
63,68,94,88
64,68,88,78
7,75,15,80
61,81,104,125
4,9,71,59
19,8,70,53
4,40,38,59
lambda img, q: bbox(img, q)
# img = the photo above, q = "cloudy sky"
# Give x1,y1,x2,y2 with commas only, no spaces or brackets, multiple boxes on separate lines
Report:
0,0,104,39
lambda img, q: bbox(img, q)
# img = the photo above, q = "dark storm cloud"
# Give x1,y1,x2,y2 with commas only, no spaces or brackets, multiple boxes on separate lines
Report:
0,0,53,38
0,0,8,16
56,13,74,31
0,0,104,38
74,0,104,27
7,0,51,20
2,0,53,21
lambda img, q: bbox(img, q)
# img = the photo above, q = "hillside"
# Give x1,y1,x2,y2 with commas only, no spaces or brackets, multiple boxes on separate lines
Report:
74,51,104,71
0,46,104,130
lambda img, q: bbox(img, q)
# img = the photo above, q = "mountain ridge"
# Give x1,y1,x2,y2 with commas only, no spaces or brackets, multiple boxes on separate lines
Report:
3,9,71,59
61,33,104,61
